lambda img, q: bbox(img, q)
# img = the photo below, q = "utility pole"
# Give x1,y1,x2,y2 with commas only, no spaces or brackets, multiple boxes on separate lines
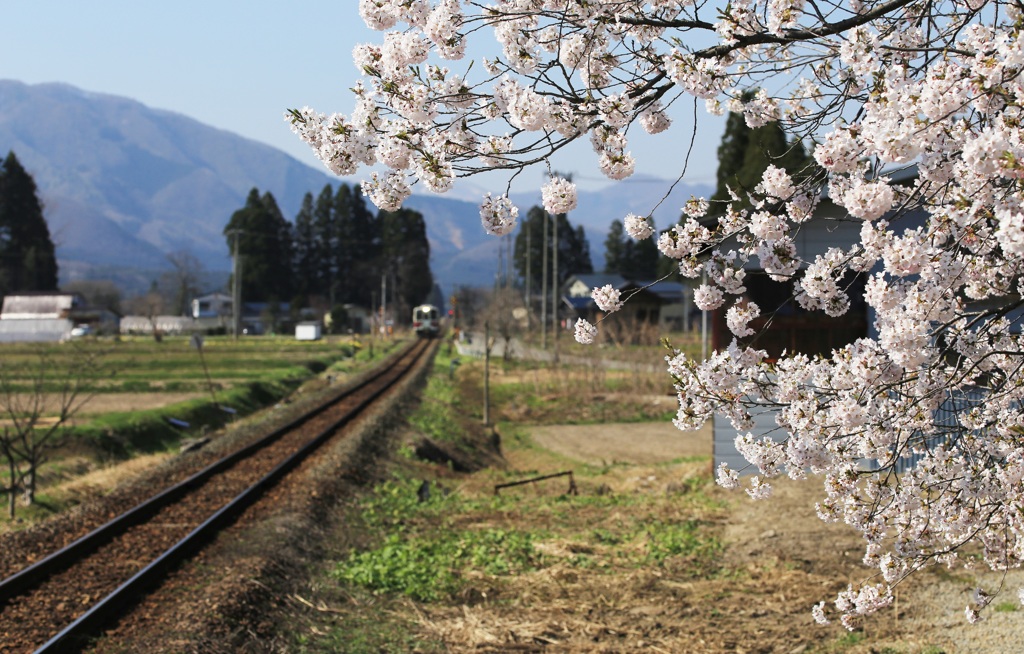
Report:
370,291,376,358
227,229,243,340
549,171,573,359
541,209,548,350
484,321,490,426
506,233,513,293
525,220,531,329
552,209,559,363
381,274,387,338
701,269,709,362
495,237,504,291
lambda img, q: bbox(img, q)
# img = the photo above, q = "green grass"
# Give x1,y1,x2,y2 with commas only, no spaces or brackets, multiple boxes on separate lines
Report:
334,477,545,601
0,336,364,391
0,336,396,525
815,630,866,652
333,464,722,603
407,352,464,443
642,518,722,565
337,528,541,601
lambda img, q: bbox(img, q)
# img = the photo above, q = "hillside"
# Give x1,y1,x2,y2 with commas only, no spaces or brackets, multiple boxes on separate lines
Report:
0,82,329,266
0,80,712,295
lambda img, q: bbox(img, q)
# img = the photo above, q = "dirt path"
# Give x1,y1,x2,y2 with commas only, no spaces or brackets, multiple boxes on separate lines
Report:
529,420,712,466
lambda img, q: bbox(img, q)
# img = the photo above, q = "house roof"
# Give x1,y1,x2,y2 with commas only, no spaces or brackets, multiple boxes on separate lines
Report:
1,293,83,320
564,295,595,311
562,276,686,311
564,273,628,293
638,280,686,302
194,292,232,301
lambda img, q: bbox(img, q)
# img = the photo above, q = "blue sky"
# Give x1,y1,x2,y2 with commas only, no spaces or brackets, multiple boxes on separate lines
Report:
3,2,724,194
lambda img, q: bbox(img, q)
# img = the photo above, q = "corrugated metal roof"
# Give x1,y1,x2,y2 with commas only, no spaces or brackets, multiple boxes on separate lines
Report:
1,294,80,320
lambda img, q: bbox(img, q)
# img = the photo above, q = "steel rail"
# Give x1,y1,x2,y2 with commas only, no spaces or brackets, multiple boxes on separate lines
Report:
0,338,430,652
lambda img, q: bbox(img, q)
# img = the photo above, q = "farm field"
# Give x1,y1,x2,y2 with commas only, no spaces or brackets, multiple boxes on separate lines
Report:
0,333,395,528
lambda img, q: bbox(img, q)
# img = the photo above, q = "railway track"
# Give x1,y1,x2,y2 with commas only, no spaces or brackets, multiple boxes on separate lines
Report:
0,337,433,653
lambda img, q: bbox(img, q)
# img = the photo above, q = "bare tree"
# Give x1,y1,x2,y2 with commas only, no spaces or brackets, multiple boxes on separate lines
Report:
62,279,122,315
124,283,170,341
162,251,204,317
0,344,109,518
478,286,527,362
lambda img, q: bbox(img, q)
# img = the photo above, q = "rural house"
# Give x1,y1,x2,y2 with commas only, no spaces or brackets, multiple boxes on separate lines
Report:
562,273,690,343
707,166,1024,473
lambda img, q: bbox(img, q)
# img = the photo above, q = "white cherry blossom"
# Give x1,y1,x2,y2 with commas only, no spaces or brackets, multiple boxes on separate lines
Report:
541,176,578,215
295,0,1024,626
592,284,624,313
574,318,598,344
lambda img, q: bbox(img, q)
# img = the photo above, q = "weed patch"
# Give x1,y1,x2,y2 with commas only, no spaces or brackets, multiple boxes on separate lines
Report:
335,478,543,601
335,466,724,606
642,518,722,568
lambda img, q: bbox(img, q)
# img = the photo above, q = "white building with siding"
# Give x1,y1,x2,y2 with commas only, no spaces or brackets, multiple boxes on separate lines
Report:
0,293,109,342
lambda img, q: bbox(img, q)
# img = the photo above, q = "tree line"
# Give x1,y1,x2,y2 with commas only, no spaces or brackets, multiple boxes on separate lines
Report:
509,204,668,286
222,183,434,323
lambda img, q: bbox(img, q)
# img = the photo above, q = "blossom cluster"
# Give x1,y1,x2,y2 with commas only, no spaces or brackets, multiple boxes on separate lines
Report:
479,193,518,236
574,283,628,344
298,0,1024,626
541,176,578,215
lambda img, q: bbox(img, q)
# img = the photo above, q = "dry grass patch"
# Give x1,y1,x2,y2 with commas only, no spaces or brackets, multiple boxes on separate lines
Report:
56,452,173,499
395,436,880,654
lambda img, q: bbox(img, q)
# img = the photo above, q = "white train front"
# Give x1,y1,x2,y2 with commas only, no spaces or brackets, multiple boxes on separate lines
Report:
412,304,440,337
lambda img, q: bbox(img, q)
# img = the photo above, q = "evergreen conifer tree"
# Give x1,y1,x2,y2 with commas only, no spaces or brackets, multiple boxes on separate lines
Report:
710,106,753,207
513,207,593,288
313,184,338,303
603,220,626,275
292,192,318,302
223,188,294,303
0,152,58,295
345,186,381,307
623,233,659,281
710,95,814,213
379,207,433,316
604,219,659,280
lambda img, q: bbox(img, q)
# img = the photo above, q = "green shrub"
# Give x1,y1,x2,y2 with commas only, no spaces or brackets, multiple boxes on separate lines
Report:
407,359,462,443
338,477,542,602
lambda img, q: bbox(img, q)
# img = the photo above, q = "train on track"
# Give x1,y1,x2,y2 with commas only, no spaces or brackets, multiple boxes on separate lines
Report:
412,303,441,337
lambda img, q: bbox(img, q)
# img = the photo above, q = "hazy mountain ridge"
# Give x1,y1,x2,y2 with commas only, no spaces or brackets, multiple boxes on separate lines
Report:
0,80,333,275
0,80,712,295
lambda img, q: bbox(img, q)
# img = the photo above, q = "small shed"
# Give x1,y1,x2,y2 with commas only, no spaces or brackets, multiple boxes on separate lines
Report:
295,322,322,341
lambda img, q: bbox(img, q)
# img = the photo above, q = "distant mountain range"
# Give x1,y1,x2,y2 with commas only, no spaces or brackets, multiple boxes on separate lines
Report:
0,80,712,296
